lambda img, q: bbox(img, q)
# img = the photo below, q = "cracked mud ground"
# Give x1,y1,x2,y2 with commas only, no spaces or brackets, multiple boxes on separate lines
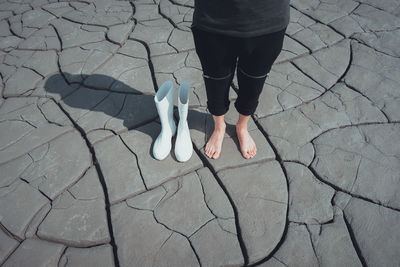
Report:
0,0,399,266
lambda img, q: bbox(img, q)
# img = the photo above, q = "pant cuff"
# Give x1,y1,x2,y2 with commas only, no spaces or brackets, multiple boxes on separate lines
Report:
234,101,256,116
207,102,229,116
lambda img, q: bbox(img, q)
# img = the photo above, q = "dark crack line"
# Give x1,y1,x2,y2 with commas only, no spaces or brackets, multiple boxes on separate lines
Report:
127,204,203,267
298,108,323,130
79,48,120,84
348,2,362,16
71,92,112,123
57,246,68,267
128,37,159,93
343,81,391,122
30,178,53,202
103,94,127,129
306,161,400,213
248,119,290,267
194,170,221,220
104,29,122,47
349,36,400,59
272,256,289,267
159,177,183,204
290,62,328,91
197,150,276,174
168,0,194,9
349,157,362,193
342,211,368,267
355,1,392,14
52,101,121,267
76,82,145,95
36,99,65,127
247,195,287,206
50,23,65,51
0,226,21,265
0,221,23,243
152,217,203,267
305,224,321,267
290,4,346,40
187,217,216,239
308,121,393,145
57,14,113,29
191,145,249,266
215,218,238,236
288,34,312,55
152,231,173,263
156,1,180,30
6,18,25,40
118,135,148,191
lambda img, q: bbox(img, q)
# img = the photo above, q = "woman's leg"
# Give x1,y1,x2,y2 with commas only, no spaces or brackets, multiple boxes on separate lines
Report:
191,27,238,159
236,113,257,158
235,28,286,158
205,114,226,159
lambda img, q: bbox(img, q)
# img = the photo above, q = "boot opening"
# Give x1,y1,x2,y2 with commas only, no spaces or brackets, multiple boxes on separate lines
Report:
156,80,173,102
179,82,190,104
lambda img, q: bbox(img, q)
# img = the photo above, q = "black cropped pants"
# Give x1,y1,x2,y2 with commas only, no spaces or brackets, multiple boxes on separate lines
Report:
191,26,286,116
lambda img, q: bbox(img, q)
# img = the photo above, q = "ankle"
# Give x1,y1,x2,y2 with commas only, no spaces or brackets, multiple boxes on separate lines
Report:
236,123,248,132
214,125,226,133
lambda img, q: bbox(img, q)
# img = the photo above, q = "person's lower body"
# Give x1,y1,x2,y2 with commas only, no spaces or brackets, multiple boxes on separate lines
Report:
191,26,286,159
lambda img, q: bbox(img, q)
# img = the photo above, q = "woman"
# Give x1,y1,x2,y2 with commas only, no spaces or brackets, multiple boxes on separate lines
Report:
191,0,290,159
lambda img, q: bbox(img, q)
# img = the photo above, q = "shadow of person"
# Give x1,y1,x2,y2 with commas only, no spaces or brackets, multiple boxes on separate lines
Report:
43,72,238,160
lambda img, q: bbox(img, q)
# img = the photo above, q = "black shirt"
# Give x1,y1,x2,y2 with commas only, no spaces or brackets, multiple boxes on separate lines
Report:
191,0,290,37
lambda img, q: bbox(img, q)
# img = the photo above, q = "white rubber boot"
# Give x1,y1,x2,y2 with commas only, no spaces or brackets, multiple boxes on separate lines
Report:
153,80,176,160
174,82,193,162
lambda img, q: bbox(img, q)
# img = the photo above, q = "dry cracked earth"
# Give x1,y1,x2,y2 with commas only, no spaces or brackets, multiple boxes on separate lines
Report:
0,0,399,266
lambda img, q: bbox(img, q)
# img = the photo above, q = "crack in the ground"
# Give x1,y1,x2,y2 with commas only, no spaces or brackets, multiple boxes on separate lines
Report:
155,1,179,30
306,159,400,213
36,99,65,127
0,226,21,264
0,221,23,243
1,1,399,266
290,61,328,91
349,35,400,59
290,4,347,40
247,195,287,206
117,135,148,191
159,177,183,204
51,101,121,267
187,217,216,240
215,217,238,236
343,81,391,122
128,37,159,92
57,246,68,267
248,118,290,267
194,171,219,219
342,211,368,267
191,144,249,266
126,204,203,266
305,223,321,267
168,0,194,9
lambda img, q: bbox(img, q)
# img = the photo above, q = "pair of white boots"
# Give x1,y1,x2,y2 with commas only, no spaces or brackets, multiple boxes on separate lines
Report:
153,80,193,162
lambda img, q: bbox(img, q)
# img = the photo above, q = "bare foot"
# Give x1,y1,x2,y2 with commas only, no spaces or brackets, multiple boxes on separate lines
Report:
205,126,225,159
236,126,257,159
